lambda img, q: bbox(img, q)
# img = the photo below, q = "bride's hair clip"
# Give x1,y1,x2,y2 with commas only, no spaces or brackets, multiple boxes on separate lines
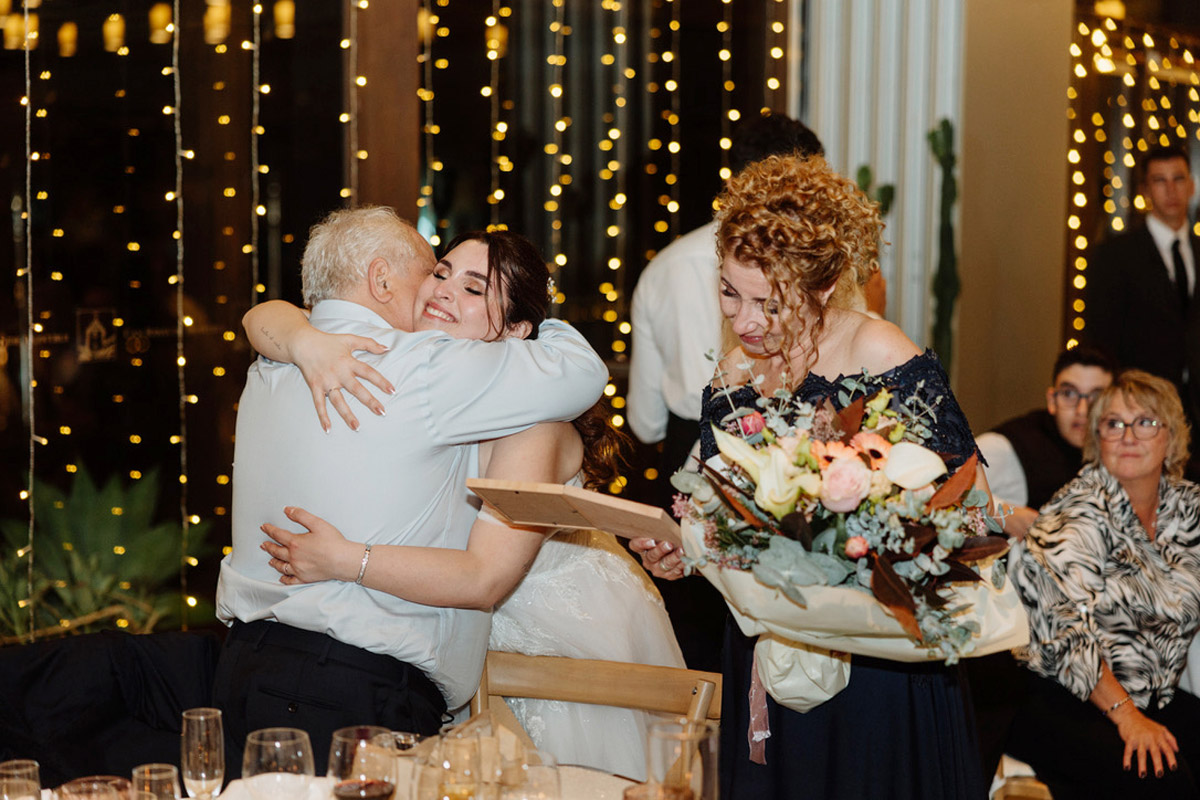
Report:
547,276,557,303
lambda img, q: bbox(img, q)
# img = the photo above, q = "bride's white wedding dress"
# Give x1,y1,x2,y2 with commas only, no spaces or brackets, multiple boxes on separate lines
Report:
488,516,686,781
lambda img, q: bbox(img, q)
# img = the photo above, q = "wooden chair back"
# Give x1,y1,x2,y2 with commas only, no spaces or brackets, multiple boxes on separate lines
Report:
469,651,722,732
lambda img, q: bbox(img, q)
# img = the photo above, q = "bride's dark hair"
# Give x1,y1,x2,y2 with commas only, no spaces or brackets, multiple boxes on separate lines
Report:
442,229,628,489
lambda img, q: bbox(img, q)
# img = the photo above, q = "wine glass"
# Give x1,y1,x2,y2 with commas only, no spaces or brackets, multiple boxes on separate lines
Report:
497,749,559,800
242,727,315,800
132,763,182,800
0,760,38,800
327,726,395,800
181,707,225,798
411,735,481,800
56,781,120,800
645,719,718,800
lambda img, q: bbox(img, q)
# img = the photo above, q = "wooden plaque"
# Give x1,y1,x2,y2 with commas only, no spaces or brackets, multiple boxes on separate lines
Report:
466,479,682,546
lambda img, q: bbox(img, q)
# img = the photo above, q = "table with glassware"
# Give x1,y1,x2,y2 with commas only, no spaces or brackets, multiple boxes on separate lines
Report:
1,705,719,800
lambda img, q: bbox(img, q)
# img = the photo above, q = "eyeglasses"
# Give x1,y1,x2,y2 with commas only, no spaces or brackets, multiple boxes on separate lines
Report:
1098,417,1163,441
1053,386,1103,406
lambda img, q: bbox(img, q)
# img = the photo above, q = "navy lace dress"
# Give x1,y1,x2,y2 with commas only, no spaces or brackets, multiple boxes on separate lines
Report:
700,351,987,800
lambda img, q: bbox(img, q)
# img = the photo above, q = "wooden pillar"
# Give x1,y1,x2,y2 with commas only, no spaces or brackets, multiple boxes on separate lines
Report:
355,0,420,219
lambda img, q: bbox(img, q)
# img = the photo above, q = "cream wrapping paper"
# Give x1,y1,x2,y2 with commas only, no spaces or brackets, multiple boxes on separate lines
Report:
681,515,1029,712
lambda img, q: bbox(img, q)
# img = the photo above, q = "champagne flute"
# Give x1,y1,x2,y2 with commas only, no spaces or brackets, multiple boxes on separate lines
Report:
242,727,315,800
0,760,38,800
132,763,182,800
181,707,225,799
327,726,395,800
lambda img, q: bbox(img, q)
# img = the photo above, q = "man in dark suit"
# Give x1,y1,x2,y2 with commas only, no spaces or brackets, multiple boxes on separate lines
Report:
1085,144,1199,479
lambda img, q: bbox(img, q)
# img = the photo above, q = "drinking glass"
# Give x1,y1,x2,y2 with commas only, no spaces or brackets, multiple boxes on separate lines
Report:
411,735,481,800
56,781,120,800
0,780,38,800
327,726,395,800
496,749,559,800
57,777,130,800
372,731,430,753
132,763,182,800
242,727,315,800
0,760,38,800
645,719,719,800
181,707,225,799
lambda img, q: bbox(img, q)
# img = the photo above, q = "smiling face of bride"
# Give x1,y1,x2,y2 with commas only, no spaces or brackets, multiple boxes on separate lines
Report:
413,235,540,341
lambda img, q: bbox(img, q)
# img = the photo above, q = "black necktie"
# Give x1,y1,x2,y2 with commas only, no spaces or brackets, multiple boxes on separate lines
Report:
1172,238,1190,313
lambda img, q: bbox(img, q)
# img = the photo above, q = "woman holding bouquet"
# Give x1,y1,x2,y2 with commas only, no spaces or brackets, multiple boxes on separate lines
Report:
632,153,990,798
1007,371,1200,799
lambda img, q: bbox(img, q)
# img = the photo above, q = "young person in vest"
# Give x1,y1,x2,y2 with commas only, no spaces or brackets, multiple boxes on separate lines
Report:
978,346,1115,540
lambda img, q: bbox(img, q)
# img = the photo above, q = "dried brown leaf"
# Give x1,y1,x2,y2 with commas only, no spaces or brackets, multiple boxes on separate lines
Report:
926,452,979,511
699,461,767,528
954,534,1009,563
837,395,867,442
870,553,922,641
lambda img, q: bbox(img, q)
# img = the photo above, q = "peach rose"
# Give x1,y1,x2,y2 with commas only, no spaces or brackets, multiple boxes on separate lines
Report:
819,456,872,512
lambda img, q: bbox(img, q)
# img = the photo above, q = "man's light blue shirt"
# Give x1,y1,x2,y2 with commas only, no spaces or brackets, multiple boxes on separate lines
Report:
217,299,606,708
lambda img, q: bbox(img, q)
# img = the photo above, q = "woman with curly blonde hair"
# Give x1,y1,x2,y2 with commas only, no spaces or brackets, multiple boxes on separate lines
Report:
635,153,990,798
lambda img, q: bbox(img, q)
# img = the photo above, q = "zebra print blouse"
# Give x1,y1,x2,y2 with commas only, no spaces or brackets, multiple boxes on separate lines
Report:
1010,462,1200,709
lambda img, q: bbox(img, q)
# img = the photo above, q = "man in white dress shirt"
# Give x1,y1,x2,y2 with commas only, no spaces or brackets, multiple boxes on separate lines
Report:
1084,144,1199,480
212,207,607,773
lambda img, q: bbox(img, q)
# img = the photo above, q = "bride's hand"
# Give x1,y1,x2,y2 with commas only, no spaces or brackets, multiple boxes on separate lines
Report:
291,326,395,433
630,537,685,580
260,506,363,585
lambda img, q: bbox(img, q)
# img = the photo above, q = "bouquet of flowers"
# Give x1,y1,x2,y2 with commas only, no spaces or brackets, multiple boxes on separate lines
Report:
673,369,1025,679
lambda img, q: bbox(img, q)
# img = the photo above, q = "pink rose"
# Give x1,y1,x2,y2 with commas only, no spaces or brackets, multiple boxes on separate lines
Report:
819,456,872,512
739,412,766,436
845,536,869,559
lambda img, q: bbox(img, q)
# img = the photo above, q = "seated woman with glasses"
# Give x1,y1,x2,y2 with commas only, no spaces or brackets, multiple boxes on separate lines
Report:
1007,369,1200,799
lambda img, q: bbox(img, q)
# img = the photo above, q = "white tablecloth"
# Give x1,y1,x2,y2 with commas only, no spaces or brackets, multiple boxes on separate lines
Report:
217,764,631,800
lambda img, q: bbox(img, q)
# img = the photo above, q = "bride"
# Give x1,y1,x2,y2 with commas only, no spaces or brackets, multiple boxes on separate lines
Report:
245,229,684,780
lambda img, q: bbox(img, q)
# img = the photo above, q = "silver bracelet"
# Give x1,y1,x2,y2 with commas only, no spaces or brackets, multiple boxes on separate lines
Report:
1105,695,1132,716
355,544,372,585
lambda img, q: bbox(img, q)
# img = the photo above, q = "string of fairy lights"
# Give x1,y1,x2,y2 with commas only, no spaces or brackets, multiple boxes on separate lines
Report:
345,2,358,204
1065,15,1200,350
601,0,630,384
718,0,734,180
21,0,35,640
486,0,504,227
547,0,567,298
766,0,786,111
171,0,190,625
416,0,446,248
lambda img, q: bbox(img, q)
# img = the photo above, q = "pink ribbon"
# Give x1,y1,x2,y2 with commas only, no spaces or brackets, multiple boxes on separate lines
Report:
747,647,771,764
